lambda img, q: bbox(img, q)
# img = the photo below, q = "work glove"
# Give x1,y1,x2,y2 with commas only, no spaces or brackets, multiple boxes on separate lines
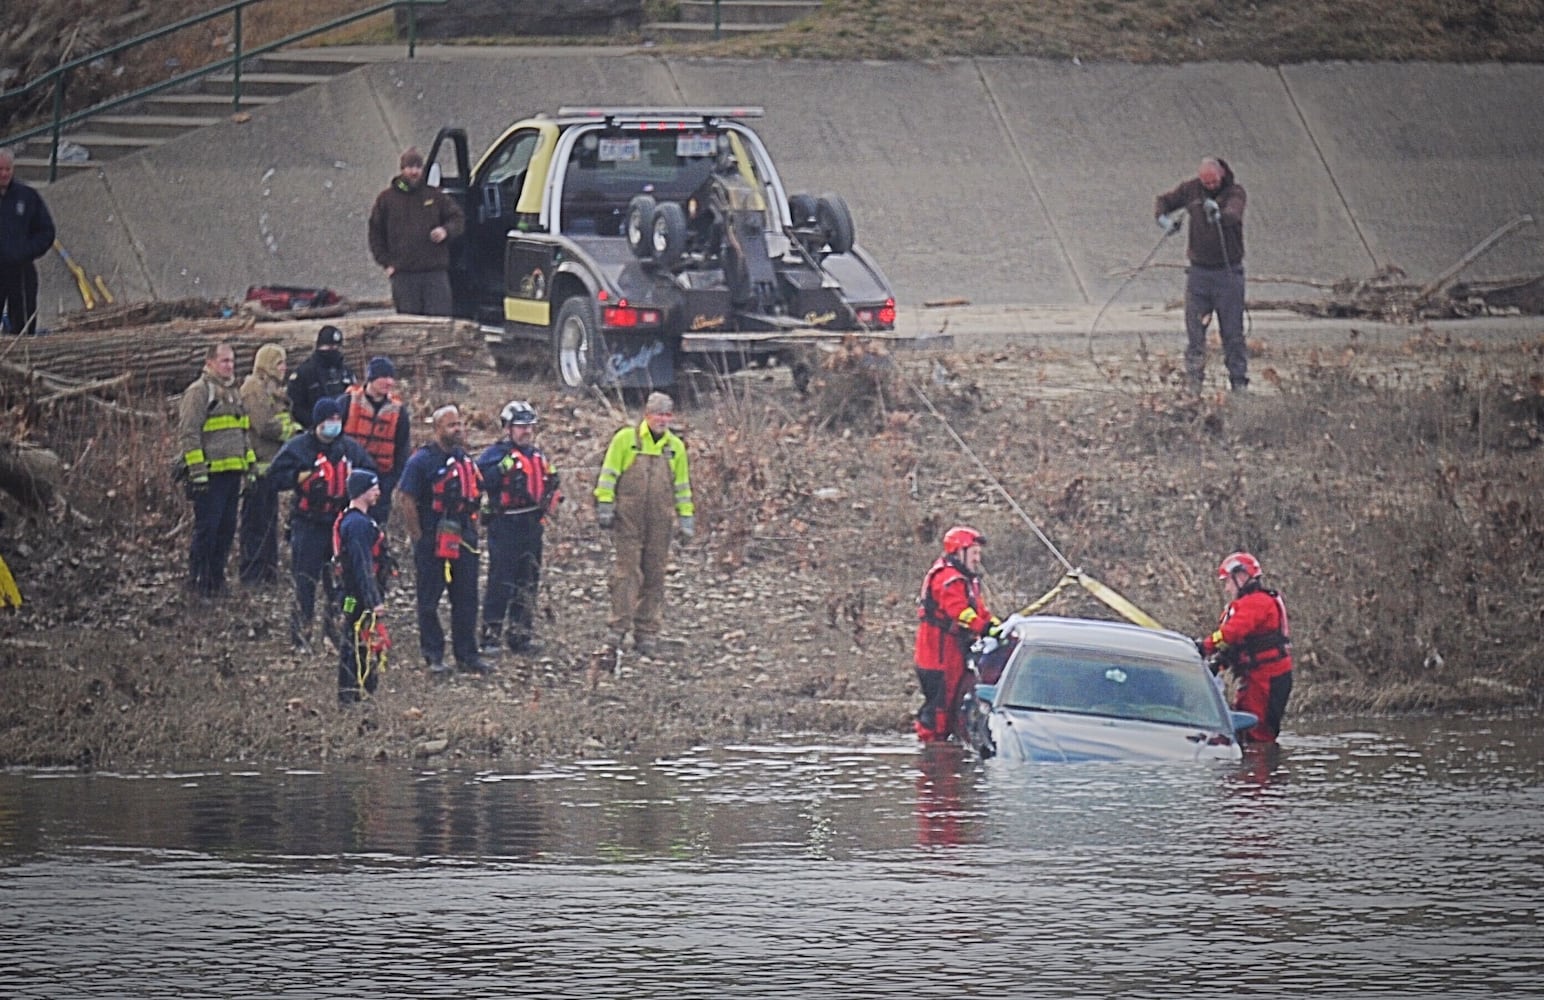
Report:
985,616,1005,639
595,502,615,530
185,473,210,500
1157,212,1180,236
678,515,695,540
1203,198,1221,224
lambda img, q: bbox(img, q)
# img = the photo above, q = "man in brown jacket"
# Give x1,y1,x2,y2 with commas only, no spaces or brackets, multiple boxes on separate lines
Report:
1154,156,1248,392
367,146,465,317
238,343,300,586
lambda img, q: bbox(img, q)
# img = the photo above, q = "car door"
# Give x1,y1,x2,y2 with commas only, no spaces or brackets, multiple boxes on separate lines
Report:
424,128,475,320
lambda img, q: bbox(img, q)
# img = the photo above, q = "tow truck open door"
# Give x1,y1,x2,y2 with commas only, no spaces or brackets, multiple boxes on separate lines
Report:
424,128,479,321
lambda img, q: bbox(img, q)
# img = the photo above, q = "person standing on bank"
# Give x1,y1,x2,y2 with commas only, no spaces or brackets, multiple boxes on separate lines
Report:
477,400,562,656
398,404,491,677
0,147,57,336
287,324,356,430
368,146,465,317
335,470,389,706
1196,551,1293,744
269,398,376,654
238,343,301,586
593,391,693,658
1154,156,1249,392
340,355,410,531
177,342,256,599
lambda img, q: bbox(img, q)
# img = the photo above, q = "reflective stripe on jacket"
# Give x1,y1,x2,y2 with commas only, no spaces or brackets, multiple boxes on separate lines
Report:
914,556,991,672
593,421,693,517
1205,585,1292,677
177,372,254,477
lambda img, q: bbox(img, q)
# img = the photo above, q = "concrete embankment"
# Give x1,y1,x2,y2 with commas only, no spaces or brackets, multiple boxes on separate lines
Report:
29,48,1544,325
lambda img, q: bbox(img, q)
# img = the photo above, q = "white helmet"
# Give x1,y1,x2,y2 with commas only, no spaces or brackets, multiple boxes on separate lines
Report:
500,400,537,427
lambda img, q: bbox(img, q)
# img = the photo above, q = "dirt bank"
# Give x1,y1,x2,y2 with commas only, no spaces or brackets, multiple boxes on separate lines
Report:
1,322,1542,768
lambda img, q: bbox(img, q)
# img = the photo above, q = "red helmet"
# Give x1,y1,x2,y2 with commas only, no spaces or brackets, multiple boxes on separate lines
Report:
942,525,986,555
1218,551,1263,582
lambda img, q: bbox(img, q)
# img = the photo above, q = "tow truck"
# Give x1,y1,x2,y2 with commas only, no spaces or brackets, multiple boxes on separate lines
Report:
425,106,941,390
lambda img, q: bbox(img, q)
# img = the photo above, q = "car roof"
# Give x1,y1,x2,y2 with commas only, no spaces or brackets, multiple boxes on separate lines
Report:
1010,615,1197,661
551,106,765,127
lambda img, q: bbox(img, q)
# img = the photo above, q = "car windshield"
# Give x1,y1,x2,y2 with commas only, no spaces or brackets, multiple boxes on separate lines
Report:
560,128,754,235
1002,646,1227,729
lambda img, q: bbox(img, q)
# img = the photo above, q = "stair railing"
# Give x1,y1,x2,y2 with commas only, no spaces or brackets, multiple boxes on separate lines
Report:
0,0,446,183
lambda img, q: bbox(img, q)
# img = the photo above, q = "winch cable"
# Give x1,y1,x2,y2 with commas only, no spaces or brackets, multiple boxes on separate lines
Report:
908,379,1164,630
1086,224,1176,380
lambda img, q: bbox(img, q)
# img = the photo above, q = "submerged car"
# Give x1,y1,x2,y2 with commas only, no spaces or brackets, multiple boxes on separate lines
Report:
424,106,915,391
967,616,1257,763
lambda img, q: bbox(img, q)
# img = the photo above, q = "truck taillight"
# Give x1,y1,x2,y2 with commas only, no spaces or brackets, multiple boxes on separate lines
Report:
856,298,897,328
602,299,660,328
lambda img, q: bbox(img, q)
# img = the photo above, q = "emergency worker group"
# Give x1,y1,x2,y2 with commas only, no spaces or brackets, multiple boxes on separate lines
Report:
176,326,692,706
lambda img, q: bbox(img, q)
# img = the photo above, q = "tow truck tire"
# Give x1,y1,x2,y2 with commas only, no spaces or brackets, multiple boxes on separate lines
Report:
788,192,819,228
816,193,855,255
553,296,601,392
651,202,689,268
626,195,657,259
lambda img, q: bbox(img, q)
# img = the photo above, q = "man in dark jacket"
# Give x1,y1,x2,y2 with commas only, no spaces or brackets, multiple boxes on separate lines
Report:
335,469,389,706
1154,156,1249,392
0,148,57,336
477,400,561,656
287,324,356,428
269,398,375,654
367,146,466,317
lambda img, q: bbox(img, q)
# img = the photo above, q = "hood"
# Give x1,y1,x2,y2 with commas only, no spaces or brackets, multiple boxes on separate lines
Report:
253,343,287,382
1212,156,1236,192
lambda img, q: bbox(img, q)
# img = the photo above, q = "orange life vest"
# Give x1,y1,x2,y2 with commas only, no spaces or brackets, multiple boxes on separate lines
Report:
341,386,403,475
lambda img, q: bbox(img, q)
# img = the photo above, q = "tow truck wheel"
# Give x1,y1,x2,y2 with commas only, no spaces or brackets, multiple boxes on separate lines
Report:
788,192,819,228
816,193,855,255
553,297,601,392
626,195,657,258
651,202,689,268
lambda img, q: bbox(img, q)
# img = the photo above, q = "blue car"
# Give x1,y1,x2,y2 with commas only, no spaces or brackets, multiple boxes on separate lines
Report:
967,616,1257,762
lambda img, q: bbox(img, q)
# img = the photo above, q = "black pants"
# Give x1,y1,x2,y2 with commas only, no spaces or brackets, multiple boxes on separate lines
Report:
482,514,543,648
290,517,339,648
1184,264,1247,386
338,599,383,701
238,475,281,585
188,472,241,597
0,260,40,336
413,534,479,666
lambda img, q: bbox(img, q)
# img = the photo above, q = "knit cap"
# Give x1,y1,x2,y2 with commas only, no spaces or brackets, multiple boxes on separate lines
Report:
366,356,396,381
312,398,342,425
347,469,379,500
316,324,344,348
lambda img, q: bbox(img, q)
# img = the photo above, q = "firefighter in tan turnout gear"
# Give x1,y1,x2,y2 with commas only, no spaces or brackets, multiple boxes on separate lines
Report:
594,391,694,657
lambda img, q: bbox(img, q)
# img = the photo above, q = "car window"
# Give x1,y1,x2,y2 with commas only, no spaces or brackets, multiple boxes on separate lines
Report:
1006,647,1226,728
486,131,540,188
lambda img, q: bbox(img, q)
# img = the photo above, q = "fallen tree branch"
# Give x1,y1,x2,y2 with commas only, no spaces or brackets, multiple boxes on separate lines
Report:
1416,214,1536,305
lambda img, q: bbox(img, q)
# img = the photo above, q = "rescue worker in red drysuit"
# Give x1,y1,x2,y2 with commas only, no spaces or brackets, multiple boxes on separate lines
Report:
1196,551,1293,744
913,526,1001,742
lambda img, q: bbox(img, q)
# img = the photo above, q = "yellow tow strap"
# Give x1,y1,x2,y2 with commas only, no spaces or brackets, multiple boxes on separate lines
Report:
1016,569,1163,631
0,553,21,609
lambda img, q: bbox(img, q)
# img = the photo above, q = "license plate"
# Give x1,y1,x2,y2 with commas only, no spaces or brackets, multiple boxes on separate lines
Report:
676,134,718,158
598,138,640,162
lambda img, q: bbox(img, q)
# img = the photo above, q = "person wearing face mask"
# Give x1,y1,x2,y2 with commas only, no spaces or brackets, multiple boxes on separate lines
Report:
269,397,376,654
287,324,357,429
176,341,256,599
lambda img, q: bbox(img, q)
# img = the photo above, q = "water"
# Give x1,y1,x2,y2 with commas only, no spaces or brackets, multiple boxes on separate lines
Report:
1,716,1540,998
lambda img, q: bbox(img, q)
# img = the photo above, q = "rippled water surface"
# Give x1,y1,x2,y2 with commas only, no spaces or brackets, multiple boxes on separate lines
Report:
2,715,1540,998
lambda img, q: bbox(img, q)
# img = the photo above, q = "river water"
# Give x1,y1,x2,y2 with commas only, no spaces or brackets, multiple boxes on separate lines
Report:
2,714,1540,998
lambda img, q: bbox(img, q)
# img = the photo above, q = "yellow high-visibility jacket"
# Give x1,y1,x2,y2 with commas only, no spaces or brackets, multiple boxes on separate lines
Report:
593,420,693,516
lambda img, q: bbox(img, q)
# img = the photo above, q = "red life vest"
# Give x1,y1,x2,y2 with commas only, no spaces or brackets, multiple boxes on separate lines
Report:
914,556,988,672
298,451,352,518
430,453,482,518
1217,586,1293,674
341,386,403,475
491,445,556,512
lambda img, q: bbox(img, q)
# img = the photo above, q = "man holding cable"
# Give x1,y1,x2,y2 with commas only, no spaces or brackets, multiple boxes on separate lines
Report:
1155,156,1248,393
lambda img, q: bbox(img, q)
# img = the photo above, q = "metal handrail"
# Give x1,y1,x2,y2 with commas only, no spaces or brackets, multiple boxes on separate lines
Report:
0,0,445,182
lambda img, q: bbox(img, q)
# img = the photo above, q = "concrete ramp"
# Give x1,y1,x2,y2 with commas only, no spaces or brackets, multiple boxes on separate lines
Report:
26,51,1544,325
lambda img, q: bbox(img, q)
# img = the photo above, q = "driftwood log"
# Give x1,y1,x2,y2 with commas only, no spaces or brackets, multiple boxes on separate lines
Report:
0,441,62,509
0,312,491,398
